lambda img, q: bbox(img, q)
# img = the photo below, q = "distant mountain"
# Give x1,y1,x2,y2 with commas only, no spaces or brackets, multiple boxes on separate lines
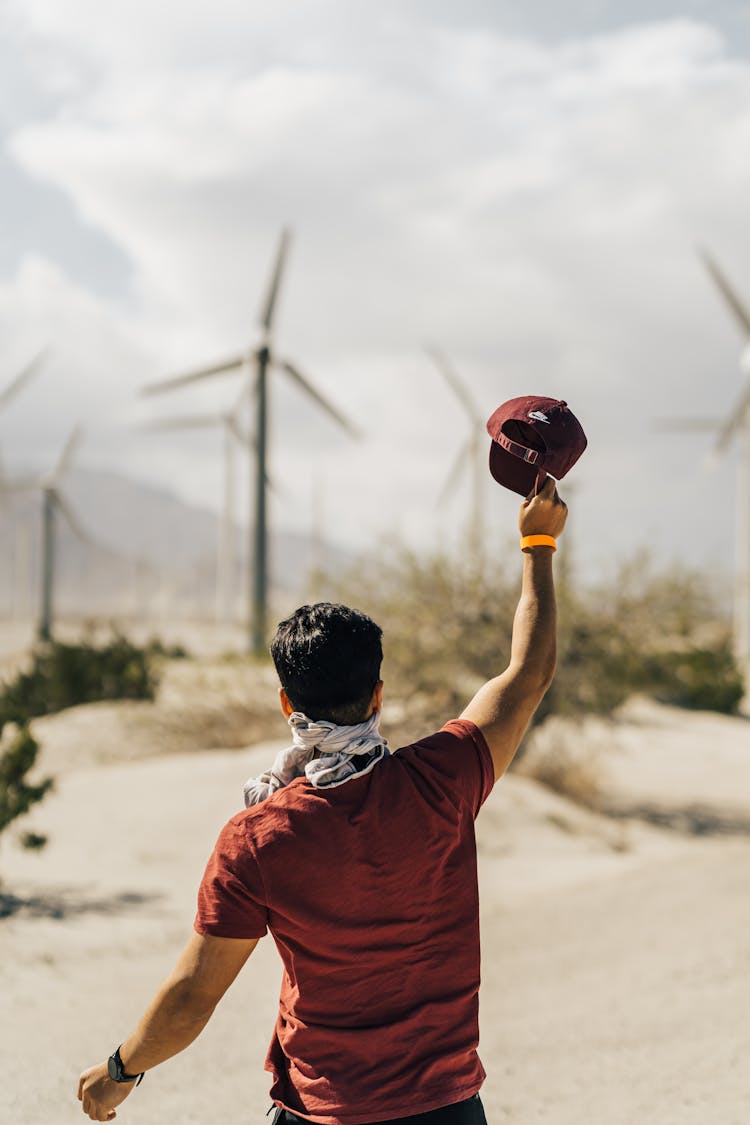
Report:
0,467,352,621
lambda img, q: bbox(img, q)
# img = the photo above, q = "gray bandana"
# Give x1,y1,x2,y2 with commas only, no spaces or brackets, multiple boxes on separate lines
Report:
243,710,389,806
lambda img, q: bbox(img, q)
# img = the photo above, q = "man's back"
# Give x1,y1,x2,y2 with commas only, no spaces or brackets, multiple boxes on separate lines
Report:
77,485,567,1124
196,720,494,1124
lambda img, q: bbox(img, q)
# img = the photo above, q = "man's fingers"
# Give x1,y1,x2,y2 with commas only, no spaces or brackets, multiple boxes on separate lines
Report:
78,1076,84,1101
526,476,557,503
83,1106,112,1123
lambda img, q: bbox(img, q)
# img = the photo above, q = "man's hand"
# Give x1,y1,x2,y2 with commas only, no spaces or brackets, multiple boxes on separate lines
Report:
75,933,258,1119
77,1062,134,1122
519,476,568,540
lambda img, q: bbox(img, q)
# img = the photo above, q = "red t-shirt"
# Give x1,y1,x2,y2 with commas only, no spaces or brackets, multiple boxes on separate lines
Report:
195,719,495,1125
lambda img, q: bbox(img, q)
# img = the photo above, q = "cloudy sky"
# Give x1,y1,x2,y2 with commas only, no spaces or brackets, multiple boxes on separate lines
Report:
1,0,750,589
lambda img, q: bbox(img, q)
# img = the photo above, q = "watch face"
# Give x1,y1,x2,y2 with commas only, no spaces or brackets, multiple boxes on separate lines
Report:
108,1055,120,1081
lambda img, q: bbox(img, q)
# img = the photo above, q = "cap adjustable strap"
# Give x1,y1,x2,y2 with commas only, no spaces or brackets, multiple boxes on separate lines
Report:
495,432,540,464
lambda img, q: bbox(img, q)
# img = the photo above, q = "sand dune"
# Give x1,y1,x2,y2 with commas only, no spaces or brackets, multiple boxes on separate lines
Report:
2,701,749,1123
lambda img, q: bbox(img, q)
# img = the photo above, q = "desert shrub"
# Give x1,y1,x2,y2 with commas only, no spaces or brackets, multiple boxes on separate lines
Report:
146,637,190,660
534,613,638,724
0,635,158,729
0,727,53,837
331,545,744,747
641,641,745,713
0,635,160,855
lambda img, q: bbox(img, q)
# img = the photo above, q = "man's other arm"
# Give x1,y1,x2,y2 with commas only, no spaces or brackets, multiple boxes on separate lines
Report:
77,932,258,1121
460,477,567,782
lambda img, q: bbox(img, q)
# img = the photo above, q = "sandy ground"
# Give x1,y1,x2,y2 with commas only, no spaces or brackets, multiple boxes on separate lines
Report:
2,698,750,1124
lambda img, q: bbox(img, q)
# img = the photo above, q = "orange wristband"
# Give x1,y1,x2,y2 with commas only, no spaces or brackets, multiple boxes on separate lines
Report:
520,534,557,552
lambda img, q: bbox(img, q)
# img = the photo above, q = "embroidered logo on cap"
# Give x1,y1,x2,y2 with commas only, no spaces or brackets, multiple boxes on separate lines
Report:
528,410,550,423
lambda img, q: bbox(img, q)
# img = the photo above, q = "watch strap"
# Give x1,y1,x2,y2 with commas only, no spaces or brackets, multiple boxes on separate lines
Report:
108,1046,144,1085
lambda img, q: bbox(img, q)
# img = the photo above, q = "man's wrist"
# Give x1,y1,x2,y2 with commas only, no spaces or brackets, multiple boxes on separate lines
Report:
520,534,557,552
108,1046,144,1085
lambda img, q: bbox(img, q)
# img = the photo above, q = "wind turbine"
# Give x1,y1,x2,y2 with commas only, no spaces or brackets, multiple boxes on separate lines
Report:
142,228,360,653
0,349,46,413
427,346,486,562
657,249,750,677
142,384,256,623
0,427,95,641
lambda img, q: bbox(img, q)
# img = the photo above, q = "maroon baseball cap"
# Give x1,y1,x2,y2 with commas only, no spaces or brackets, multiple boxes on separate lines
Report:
486,396,587,497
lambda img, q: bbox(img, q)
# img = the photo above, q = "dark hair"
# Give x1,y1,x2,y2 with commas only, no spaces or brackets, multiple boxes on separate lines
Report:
270,602,383,725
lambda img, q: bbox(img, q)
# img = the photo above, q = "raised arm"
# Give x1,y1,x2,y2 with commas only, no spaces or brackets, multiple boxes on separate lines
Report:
460,477,567,781
77,931,258,1121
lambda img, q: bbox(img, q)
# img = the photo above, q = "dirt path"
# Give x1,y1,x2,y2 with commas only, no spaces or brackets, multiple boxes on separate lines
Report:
2,733,748,1124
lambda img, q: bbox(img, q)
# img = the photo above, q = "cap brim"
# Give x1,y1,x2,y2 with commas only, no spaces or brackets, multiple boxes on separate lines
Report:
489,441,547,497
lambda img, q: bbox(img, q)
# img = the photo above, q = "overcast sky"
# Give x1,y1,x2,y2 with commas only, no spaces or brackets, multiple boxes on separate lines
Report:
1,0,750,590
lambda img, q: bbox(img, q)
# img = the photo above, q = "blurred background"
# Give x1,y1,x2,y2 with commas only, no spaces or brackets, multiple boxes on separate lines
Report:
1,0,749,655
4,9,750,1123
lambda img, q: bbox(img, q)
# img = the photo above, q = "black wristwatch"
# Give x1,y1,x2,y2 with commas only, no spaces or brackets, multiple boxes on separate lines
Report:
107,1046,144,1086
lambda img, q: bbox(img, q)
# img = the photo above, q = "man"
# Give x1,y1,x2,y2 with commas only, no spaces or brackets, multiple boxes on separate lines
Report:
78,477,567,1123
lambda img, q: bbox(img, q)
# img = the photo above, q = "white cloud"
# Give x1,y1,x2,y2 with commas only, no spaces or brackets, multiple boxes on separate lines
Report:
2,8,750,584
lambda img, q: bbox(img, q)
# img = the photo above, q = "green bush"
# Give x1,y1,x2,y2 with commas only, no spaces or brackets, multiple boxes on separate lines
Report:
146,637,190,660
642,641,745,713
0,727,53,837
0,634,160,856
0,635,158,729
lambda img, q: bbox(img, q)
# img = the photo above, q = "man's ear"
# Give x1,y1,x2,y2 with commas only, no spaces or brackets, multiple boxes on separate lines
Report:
279,687,294,718
371,680,384,714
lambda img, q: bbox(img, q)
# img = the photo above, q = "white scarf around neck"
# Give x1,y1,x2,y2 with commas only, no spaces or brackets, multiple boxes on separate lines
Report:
243,710,389,807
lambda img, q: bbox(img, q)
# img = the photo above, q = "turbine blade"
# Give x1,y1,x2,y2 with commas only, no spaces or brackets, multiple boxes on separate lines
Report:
426,345,481,423
0,471,41,494
259,228,292,335
437,437,471,506
231,376,253,416
714,381,750,454
280,360,361,438
0,348,47,410
227,414,254,449
699,248,750,339
141,414,224,432
51,489,96,547
52,425,83,484
141,353,246,396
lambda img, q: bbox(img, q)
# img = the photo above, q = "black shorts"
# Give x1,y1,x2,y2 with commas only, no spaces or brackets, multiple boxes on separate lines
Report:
271,1093,487,1125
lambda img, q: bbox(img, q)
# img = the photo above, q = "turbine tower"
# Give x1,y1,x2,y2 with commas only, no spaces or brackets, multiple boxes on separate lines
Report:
427,346,486,562
142,384,255,623
702,249,750,679
658,249,750,679
0,427,95,640
142,228,360,653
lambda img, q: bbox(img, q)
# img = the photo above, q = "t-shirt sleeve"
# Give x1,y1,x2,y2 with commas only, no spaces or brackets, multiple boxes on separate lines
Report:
194,817,269,939
402,718,495,818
